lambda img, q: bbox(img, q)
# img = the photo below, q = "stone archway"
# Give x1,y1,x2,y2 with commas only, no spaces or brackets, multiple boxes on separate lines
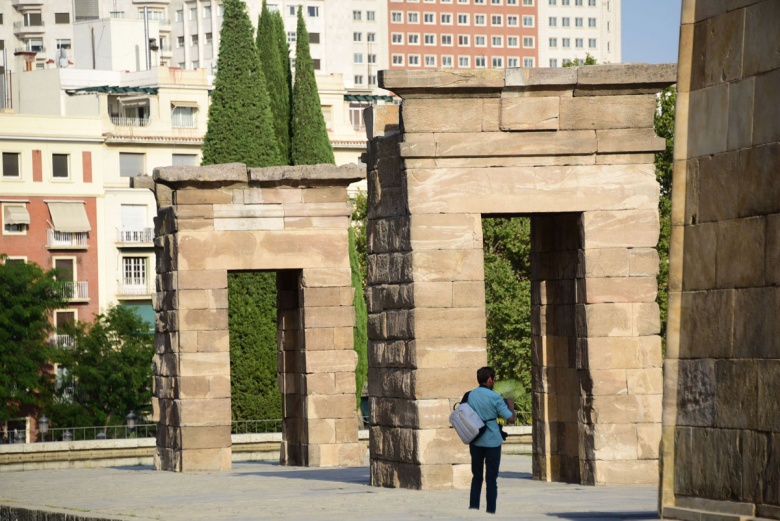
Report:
150,163,365,472
365,64,675,489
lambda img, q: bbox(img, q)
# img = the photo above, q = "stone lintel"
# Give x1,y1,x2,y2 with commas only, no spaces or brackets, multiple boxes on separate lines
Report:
154,163,249,186
249,164,366,187
381,64,677,99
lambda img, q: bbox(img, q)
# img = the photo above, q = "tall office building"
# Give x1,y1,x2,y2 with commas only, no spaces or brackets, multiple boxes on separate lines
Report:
537,0,621,67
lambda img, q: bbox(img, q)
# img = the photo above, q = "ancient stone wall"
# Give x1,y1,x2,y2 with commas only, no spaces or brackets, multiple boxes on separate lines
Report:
151,163,365,472
661,1,780,519
366,64,675,489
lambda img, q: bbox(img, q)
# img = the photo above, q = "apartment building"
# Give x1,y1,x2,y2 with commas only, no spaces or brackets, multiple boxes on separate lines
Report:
387,0,539,70
537,0,621,67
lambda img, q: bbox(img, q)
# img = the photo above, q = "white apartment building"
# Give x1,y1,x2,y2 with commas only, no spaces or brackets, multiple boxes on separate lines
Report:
537,0,621,67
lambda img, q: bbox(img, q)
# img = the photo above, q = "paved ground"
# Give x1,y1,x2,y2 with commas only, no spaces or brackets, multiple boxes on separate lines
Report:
0,456,658,520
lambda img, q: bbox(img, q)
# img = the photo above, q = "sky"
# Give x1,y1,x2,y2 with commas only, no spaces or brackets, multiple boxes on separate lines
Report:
621,0,683,64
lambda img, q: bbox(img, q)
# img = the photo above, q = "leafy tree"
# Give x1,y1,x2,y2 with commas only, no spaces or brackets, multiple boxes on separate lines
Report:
482,218,532,396
290,7,335,165
227,272,281,421
655,86,676,352
272,9,293,143
48,306,154,428
0,258,64,422
349,228,368,408
563,53,598,67
351,191,368,283
257,1,291,164
201,0,280,167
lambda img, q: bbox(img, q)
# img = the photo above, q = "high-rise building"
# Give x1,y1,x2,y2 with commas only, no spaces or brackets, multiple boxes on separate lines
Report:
537,0,621,67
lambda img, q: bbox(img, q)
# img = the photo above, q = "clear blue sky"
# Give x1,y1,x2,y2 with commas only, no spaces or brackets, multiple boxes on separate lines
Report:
621,0,682,63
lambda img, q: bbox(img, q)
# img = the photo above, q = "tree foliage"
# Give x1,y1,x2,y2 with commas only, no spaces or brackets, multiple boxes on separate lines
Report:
563,52,598,67
351,191,368,283
227,272,281,421
48,306,154,428
201,0,280,167
482,218,532,396
257,1,291,164
655,86,676,351
349,228,368,408
0,258,64,421
290,7,335,165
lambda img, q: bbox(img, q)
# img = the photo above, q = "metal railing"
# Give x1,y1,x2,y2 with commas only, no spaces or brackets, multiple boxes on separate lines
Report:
117,278,152,296
55,281,89,301
13,21,45,30
52,334,74,348
47,229,88,248
14,46,45,54
110,116,150,127
232,419,283,434
117,227,154,244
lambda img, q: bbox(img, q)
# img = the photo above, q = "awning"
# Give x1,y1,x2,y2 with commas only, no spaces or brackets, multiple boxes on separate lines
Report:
344,94,394,102
3,205,30,225
47,202,91,233
66,86,158,95
171,101,199,108
119,96,151,107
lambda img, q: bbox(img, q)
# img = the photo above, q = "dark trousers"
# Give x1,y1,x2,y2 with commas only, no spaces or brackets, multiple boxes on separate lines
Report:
469,444,502,513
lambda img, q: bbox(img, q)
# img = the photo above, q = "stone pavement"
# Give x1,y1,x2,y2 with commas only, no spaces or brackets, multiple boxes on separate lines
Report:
0,456,657,520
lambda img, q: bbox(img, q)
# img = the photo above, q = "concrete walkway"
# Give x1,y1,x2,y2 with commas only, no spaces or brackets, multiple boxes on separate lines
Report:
0,456,658,520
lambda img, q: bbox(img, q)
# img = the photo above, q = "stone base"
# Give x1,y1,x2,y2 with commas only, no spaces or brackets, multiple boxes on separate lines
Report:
370,459,471,490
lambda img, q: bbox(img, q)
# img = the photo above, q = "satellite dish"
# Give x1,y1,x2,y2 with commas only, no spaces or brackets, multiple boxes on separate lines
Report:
57,47,69,68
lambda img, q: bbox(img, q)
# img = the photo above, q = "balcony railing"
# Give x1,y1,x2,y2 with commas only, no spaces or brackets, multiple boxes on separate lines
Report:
117,228,154,244
47,229,88,249
56,281,89,301
110,116,150,127
51,334,74,348
13,21,45,31
15,46,45,54
117,278,152,296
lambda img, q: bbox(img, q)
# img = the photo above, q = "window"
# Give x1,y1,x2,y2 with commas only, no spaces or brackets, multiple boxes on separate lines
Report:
492,36,503,47
423,13,434,23
508,57,519,67
425,55,436,66
441,13,452,24
355,75,364,84
408,12,419,23
408,55,420,66
562,17,570,27
57,39,71,49
442,55,453,67
441,34,453,45
369,75,377,85
367,11,375,21
175,9,183,21
189,7,197,20
524,57,535,67
408,34,419,45
23,12,43,27
119,153,145,177
191,34,199,46
204,4,212,17
576,17,583,27
549,0,556,3
308,6,319,17
313,59,320,70
458,14,469,25
523,37,535,48
492,57,503,67
576,38,583,48
354,32,362,42
492,0,502,3
392,54,404,65
562,38,570,48
288,31,296,43
367,33,376,42
458,56,470,67
55,12,70,24
458,35,470,46
353,10,362,20
507,15,518,26
392,33,403,44
368,54,377,63
2,203,29,235
549,38,557,47
2,153,20,178
589,38,597,48
424,34,436,45
205,33,213,45
172,104,197,128
309,32,320,44
177,36,185,48
122,257,148,292
52,154,69,179
576,0,583,5
550,58,558,67
354,53,364,63
549,17,556,27
25,38,44,52
507,36,519,47
589,0,596,5
522,0,533,4
289,6,296,15
523,15,534,27
589,18,596,27
491,15,502,26
475,56,486,68
391,11,402,23
475,14,486,25
475,35,486,47
563,0,570,4
172,154,198,167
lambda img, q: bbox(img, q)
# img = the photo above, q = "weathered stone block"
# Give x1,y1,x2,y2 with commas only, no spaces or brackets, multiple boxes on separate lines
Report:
240,187,303,205
637,424,661,460
413,282,453,308
180,309,228,331
178,269,228,290
732,287,777,359
593,459,658,485
500,96,560,131
177,397,231,427
413,307,487,339
575,303,632,337
628,248,659,276
179,352,229,377
560,95,657,130
578,248,630,278
586,369,628,396
305,394,357,420
727,77,755,152
412,249,485,283
577,277,657,304
589,394,662,424
409,213,482,250
400,130,597,158
302,267,351,288
580,210,659,249
303,306,355,329
716,216,766,289
676,359,716,427
596,128,666,153
688,83,729,158
303,349,357,374
179,447,232,472
626,368,663,395
591,423,638,461
402,98,490,133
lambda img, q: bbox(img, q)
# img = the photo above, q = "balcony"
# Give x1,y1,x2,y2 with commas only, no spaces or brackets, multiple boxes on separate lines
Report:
52,334,74,349
15,46,45,54
117,228,154,246
13,21,45,36
111,116,150,127
56,281,89,302
117,278,152,298
47,229,88,249
172,113,197,129
12,0,45,10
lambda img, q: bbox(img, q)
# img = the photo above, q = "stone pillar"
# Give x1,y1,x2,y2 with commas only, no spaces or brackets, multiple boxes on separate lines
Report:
366,64,674,489
151,163,365,472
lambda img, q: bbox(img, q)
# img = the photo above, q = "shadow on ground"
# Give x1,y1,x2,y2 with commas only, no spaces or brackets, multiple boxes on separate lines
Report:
548,511,657,520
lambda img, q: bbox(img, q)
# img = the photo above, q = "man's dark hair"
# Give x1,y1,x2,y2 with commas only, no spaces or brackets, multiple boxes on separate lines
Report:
477,366,496,385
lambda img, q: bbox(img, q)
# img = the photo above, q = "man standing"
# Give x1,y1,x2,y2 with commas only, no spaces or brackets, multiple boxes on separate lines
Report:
467,366,515,514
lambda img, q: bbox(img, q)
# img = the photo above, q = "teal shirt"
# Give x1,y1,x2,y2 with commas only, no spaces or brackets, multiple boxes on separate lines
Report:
467,386,513,448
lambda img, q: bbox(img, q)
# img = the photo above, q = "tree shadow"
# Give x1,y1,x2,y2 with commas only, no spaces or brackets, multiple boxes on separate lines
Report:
499,471,533,480
547,511,657,520
235,461,372,486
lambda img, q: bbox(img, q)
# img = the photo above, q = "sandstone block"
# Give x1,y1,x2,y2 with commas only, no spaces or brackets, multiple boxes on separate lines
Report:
173,204,214,220
213,203,284,218
303,349,357,374
580,210,659,249
727,77,755,152
589,394,662,424
560,95,657,130
593,459,658,485
452,281,486,307
596,128,666,153
180,309,228,331
180,447,232,472
500,96,559,131
402,98,490,133
575,303,632,337
740,142,780,218
302,268,351,288
178,270,228,290
586,369,628,396
757,361,780,432
628,248,660,277
412,249,484,282
714,359,758,430
716,216,766,289
413,282,453,308
596,153,656,165
177,397,231,427
688,83,729,158
413,307,487,339
302,287,343,308
180,425,231,450
179,352,229,377
591,423,638,461
675,359,716,427
305,418,336,444
213,217,284,231
306,394,356,420
578,336,651,370
302,187,348,204
409,213,482,250
732,287,778,359
578,248,630,278
303,306,355,329
636,424,661,460
679,289,734,359
743,0,780,77
240,187,303,205
414,428,469,465
577,277,657,304
626,368,663,395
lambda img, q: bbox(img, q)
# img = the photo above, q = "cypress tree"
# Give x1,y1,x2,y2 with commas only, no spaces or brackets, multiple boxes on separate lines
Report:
257,2,291,164
273,10,293,148
291,7,335,165
348,227,368,409
202,0,280,167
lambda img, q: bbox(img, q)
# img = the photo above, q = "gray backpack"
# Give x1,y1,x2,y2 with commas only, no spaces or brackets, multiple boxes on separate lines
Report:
449,391,486,444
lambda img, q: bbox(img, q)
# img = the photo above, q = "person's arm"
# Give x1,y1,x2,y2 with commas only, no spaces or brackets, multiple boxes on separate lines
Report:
495,394,516,424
